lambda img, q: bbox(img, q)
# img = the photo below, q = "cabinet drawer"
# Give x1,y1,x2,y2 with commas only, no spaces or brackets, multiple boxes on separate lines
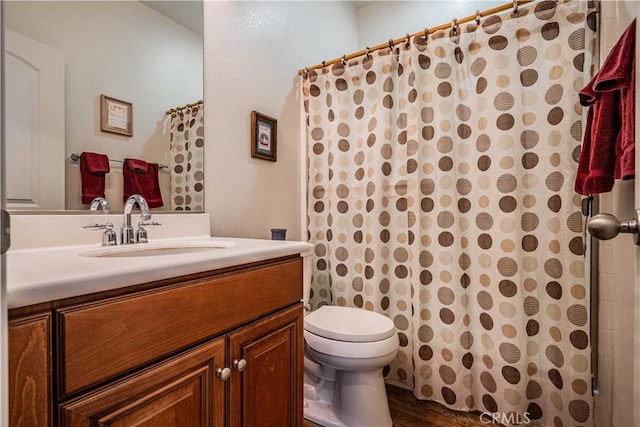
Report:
57,258,302,396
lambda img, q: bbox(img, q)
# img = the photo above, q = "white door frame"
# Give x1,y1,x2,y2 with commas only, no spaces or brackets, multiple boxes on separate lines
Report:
634,10,640,427
0,2,9,425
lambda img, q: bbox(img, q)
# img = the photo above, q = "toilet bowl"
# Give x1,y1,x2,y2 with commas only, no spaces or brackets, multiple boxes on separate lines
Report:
303,305,399,427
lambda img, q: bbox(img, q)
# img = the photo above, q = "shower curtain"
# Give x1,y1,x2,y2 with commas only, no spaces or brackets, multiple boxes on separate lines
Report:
302,1,596,425
169,104,205,211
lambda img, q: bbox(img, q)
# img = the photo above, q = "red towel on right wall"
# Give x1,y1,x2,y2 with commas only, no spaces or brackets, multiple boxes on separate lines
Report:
575,19,635,195
123,158,164,208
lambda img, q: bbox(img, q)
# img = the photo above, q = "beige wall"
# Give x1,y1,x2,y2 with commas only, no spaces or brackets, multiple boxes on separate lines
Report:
203,1,359,240
355,0,504,47
5,1,203,211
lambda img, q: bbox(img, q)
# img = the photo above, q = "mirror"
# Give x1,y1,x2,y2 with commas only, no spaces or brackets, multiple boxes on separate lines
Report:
4,1,203,213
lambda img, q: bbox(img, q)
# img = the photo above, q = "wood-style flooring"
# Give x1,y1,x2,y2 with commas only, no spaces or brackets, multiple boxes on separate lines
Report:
303,384,502,427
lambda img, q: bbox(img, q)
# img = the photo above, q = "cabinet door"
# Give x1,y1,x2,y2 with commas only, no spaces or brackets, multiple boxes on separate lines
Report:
228,304,303,427
8,313,52,427
59,337,226,427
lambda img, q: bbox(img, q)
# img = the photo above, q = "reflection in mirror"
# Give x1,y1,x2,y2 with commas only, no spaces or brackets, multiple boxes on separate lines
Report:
4,1,203,213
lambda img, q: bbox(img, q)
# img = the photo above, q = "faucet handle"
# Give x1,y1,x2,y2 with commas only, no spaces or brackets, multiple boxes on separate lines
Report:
83,222,117,246
136,221,162,244
102,227,117,246
138,221,162,227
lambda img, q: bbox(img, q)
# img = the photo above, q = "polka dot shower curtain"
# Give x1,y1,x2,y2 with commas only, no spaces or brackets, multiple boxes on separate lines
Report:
169,104,205,211
302,1,597,425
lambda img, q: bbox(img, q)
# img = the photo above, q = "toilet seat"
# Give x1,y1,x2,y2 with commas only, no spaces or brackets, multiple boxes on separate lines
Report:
304,329,399,359
304,305,396,342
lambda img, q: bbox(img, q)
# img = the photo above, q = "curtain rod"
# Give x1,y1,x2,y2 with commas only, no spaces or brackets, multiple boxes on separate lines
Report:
298,0,535,76
165,100,203,116
70,153,168,169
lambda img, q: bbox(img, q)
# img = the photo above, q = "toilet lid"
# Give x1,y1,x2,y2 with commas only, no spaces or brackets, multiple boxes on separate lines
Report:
305,305,396,343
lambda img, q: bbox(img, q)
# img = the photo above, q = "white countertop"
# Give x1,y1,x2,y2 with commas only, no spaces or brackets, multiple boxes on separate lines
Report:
6,213,312,309
8,236,312,309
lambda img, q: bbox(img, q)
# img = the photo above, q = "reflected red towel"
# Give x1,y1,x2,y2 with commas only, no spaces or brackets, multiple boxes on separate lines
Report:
125,158,148,173
575,19,635,195
123,158,163,208
80,152,110,204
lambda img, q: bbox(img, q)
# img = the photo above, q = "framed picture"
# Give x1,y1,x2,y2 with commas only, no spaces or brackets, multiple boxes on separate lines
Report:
251,111,277,162
100,94,133,136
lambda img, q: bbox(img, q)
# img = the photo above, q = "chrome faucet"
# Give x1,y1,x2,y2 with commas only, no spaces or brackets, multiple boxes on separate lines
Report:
121,194,151,244
89,197,111,211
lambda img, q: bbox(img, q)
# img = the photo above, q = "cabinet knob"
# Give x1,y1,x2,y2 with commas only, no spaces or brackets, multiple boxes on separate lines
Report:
216,367,231,381
233,358,247,372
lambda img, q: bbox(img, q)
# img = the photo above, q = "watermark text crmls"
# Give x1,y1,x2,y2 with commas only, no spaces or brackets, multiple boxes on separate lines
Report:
480,411,531,425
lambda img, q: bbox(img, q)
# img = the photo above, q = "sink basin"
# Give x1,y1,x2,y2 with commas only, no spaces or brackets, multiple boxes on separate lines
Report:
80,241,236,258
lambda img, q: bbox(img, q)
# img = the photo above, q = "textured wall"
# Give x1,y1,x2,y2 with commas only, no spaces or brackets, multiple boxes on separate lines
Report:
203,1,359,240
355,0,505,48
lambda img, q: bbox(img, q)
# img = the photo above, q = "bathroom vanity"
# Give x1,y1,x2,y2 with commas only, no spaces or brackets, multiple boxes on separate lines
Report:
6,213,311,427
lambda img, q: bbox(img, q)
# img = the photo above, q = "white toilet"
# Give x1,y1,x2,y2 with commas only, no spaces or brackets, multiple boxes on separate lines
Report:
302,267,399,427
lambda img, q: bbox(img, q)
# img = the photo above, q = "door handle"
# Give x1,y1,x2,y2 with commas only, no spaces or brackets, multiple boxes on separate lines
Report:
1,210,10,254
587,209,640,245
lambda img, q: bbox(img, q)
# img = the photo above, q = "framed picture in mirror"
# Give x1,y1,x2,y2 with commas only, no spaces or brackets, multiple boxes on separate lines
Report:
101,94,133,136
251,111,277,162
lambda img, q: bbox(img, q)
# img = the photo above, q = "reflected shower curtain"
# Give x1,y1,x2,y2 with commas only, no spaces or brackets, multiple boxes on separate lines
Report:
169,104,205,211
302,1,596,425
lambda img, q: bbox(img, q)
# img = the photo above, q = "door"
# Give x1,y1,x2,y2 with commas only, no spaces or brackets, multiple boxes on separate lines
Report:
635,7,640,427
0,7,8,426
4,29,64,210
228,305,303,427
581,4,640,427
59,338,226,427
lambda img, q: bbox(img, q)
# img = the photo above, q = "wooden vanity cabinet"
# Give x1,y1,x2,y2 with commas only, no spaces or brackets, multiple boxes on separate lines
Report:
8,256,304,427
58,304,302,427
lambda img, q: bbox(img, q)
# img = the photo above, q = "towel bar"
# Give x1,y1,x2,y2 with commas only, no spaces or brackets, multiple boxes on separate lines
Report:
70,153,168,169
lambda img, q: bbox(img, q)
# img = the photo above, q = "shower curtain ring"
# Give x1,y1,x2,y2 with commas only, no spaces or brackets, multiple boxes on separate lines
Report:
365,46,371,58
342,54,347,66
475,10,481,25
451,18,458,36
424,27,429,42
321,60,326,71
303,67,309,79
388,39,394,51
405,33,411,48
513,0,519,14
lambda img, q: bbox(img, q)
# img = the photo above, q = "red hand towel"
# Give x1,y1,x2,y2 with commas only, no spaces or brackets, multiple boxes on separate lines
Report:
80,152,110,204
574,85,620,194
575,19,635,195
125,158,148,173
595,19,635,181
123,159,163,208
